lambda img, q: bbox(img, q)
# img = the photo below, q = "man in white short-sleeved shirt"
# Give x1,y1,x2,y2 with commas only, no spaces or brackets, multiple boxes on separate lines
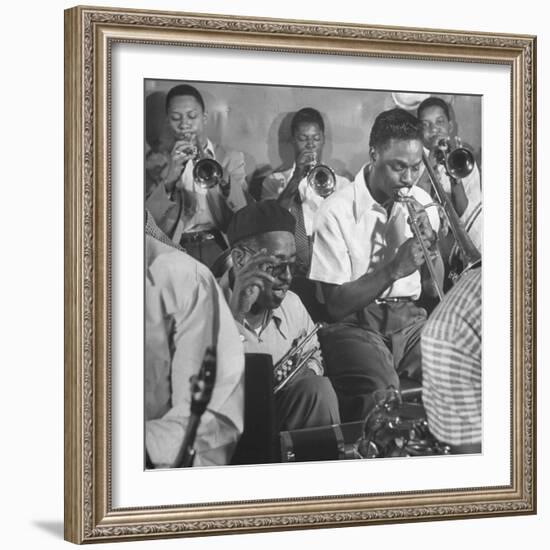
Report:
262,107,350,321
310,108,443,422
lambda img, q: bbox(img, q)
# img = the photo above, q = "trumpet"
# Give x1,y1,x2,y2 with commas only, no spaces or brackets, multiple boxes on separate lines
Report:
303,152,337,198
175,132,224,190
395,193,445,301
273,323,324,394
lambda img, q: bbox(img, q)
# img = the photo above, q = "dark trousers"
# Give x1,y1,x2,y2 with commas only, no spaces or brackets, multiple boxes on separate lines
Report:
319,302,426,423
275,368,341,432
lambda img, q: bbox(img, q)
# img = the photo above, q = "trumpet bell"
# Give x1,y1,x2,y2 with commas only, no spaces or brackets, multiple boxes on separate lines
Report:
193,158,224,189
307,164,336,198
446,147,475,180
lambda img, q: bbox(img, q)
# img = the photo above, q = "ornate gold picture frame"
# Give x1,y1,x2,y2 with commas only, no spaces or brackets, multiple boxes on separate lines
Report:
64,5,536,544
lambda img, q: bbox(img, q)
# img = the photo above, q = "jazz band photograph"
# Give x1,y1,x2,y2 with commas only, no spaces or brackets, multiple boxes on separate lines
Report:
143,79,482,469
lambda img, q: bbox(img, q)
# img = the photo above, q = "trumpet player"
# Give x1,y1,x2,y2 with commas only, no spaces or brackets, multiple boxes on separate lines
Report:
145,84,250,267
220,200,340,431
310,108,442,422
261,108,350,321
417,96,482,252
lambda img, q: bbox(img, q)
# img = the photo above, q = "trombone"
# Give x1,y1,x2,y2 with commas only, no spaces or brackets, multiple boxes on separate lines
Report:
423,138,482,276
397,139,481,300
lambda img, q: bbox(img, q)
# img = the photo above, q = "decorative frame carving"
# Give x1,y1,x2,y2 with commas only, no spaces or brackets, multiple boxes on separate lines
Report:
64,5,536,544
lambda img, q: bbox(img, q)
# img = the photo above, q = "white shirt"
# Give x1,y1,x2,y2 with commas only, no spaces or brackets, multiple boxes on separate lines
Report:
145,229,245,467
309,164,440,299
262,164,350,235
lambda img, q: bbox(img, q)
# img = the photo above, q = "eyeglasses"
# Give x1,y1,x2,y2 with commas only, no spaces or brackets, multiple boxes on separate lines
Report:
240,246,296,278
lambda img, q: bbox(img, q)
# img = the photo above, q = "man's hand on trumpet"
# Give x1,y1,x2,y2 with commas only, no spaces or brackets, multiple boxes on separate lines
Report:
389,238,426,280
404,196,438,255
399,196,445,298
162,139,196,192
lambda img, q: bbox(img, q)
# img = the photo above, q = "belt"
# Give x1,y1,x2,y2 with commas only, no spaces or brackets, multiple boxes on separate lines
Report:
179,229,218,244
375,297,415,304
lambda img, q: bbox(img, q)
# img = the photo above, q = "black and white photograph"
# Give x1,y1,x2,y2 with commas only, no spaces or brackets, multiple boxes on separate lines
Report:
143,79,483,469
60,3,537,545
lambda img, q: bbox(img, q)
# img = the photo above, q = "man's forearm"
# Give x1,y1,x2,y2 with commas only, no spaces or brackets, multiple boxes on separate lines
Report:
323,262,398,321
451,180,468,218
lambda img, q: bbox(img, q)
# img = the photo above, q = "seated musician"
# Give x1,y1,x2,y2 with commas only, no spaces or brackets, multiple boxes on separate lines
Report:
146,83,250,268
261,108,350,321
416,96,482,252
421,266,482,454
145,211,245,468
309,108,442,422
220,200,340,431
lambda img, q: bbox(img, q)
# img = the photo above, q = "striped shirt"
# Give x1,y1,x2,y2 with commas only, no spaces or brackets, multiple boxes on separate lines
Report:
421,267,482,446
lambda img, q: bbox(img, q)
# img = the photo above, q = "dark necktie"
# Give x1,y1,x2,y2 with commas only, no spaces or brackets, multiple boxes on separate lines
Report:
289,193,311,277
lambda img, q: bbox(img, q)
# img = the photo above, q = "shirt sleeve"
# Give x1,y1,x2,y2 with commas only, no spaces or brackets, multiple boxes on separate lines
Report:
412,185,440,234
261,172,286,200
214,148,249,212
309,203,353,285
226,150,247,194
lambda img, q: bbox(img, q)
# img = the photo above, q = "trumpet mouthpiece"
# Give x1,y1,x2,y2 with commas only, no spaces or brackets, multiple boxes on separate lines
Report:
396,187,411,199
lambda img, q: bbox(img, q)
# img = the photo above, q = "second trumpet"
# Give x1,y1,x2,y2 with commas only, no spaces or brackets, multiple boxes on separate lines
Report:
273,323,324,394
303,152,337,198
176,132,224,190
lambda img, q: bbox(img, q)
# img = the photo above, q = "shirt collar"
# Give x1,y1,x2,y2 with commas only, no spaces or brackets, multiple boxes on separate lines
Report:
218,269,287,338
352,163,386,222
246,307,285,338
204,138,215,159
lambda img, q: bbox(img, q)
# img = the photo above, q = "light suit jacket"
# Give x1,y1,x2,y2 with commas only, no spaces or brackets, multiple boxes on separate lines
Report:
146,143,250,240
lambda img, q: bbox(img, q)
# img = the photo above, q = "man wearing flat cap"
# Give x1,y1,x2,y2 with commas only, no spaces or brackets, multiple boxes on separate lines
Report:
220,200,340,431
